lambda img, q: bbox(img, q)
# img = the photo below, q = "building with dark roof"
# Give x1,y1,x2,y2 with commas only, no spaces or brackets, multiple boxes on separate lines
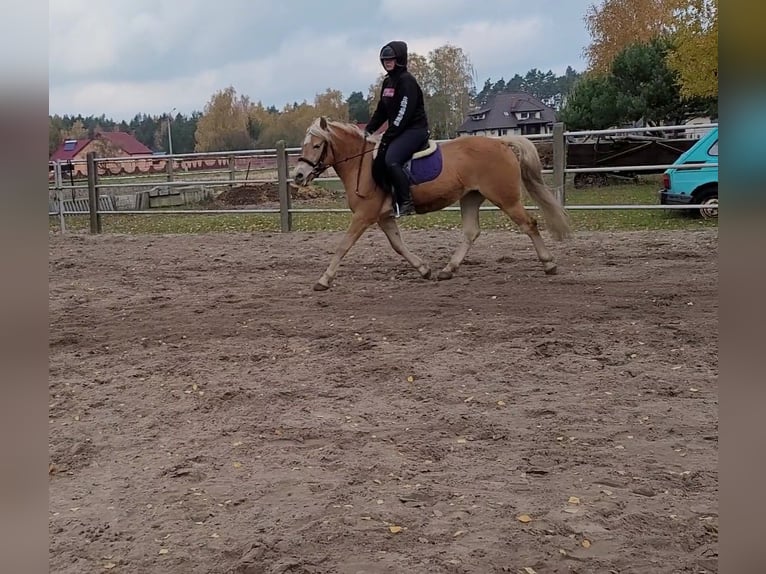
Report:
457,92,557,138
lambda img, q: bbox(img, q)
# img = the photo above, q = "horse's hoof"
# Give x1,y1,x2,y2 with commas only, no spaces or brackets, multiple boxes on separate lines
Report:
544,263,558,275
420,267,432,280
313,282,329,291
437,270,453,281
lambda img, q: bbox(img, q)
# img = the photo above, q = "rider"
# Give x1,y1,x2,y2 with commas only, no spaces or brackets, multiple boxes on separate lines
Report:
365,41,429,217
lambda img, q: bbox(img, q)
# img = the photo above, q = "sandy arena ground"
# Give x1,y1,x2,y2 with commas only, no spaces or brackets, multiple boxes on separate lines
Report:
49,227,718,573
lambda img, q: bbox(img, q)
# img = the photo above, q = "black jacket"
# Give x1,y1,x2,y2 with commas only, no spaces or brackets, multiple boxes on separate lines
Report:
366,41,428,141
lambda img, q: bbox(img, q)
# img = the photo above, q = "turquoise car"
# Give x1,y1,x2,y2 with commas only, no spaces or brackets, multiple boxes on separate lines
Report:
659,126,718,218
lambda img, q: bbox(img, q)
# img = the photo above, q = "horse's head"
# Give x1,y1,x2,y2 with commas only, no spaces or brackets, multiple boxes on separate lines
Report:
292,117,336,187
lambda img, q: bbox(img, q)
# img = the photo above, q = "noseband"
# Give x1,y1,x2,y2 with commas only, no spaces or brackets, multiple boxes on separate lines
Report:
297,140,331,178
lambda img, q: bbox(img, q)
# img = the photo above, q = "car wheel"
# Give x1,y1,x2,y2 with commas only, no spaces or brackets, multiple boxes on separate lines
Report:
697,190,718,219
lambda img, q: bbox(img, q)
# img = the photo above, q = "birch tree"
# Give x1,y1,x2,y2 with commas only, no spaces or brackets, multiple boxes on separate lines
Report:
426,45,475,139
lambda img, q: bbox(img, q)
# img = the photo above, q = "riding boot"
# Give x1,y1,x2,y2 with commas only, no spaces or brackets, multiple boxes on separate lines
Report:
387,163,416,217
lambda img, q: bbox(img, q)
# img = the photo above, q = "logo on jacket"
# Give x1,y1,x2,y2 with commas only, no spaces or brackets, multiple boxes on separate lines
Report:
382,88,395,97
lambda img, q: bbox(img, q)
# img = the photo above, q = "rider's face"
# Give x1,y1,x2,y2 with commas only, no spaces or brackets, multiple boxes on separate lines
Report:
382,58,396,72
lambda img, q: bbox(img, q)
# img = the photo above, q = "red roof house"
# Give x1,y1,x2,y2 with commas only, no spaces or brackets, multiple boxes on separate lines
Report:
50,131,154,177
50,131,152,162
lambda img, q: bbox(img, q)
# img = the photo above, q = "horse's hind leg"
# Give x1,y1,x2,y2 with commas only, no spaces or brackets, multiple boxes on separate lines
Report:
437,190,484,281
314,214,373,290
378,215,432,279
499,201,558,275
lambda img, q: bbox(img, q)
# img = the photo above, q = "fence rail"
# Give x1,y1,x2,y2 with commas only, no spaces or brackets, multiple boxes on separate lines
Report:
49,122,718,233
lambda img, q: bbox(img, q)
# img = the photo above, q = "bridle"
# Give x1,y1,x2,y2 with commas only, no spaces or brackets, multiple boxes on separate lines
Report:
297,133,376,197
297,140,332,179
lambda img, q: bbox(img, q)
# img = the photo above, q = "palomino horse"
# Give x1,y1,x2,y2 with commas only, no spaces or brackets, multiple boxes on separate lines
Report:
292,117,572,291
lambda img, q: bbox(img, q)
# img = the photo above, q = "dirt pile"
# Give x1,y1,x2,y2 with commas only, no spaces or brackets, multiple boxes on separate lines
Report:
213,183,331,207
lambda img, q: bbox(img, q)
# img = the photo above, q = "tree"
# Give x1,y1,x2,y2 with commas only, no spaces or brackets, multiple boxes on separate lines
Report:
666,0,717,98
154,112,199,154
583,0,679,73
49,115,67,155
314,88,348,121
557,66,582,105
346,91,370,123
248,102,275,148
583,0,717,99
194,86,254,152
613,37,714,125
610,38,686,125
59,118,89,142
559,73,621,130
129,114,160,149
254,101,316,147
474,79,493,107
473,68,582,111
425,44,475,138
561,38,713,129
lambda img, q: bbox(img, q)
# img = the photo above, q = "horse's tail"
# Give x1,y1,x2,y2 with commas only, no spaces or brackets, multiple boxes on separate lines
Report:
502,136,572,241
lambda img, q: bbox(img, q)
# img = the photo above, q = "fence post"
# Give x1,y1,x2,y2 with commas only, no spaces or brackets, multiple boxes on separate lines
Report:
552,122,566,206
166,153,175,184
228,155,236,190
276,140,292,232
55,161,66,233
87,152,101,234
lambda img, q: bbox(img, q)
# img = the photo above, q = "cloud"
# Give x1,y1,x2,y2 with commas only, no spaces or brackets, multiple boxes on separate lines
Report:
48,0,292,85
378,0,469,22
48,28,386,118
378,16,544,86
49,73,219,119
48,1,593,119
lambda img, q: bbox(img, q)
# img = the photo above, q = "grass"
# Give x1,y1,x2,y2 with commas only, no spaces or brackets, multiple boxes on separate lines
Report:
50,177,717,234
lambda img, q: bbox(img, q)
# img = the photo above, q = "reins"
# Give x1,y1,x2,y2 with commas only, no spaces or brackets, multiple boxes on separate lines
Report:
297,132,376,198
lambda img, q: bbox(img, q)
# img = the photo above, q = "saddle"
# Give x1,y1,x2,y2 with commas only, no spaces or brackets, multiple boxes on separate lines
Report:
371,139,438,160
411,140,439,159
371,138,443,186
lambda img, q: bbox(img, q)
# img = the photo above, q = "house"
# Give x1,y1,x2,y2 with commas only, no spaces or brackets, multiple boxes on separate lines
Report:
457,92,557,138
50,131,154,176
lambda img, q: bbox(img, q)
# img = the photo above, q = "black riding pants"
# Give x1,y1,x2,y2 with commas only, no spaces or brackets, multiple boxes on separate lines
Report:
371,127,429,190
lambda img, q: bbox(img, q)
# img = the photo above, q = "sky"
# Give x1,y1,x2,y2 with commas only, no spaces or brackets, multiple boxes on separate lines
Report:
48,0,595,121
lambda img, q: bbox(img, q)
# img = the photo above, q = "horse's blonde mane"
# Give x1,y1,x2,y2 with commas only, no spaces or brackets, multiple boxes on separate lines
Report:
306,117,380,143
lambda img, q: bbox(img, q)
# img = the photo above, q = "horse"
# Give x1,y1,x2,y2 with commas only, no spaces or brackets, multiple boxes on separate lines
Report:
291,117,572,291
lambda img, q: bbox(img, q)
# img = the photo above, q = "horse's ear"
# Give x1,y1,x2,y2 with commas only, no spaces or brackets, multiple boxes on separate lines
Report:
319,116,328,130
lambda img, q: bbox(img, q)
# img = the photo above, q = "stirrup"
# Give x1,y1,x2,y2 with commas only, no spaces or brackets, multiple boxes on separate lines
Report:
395,202,416,218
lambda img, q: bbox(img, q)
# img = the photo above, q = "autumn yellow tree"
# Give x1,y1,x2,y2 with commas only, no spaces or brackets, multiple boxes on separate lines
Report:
252,101,311,147
666,0,718,98
584,0,679,73
195,86,255,152
584,0,717,99
248,101,278,147
313,88,349,121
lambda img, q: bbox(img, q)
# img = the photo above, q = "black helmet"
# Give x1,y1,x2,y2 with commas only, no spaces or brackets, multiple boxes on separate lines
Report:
379,41,408,69
379,45,396,60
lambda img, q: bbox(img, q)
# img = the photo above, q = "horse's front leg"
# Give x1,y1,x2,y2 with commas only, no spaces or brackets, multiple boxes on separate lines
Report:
437,191,484,280
377,215,432,279
314,214,373,291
